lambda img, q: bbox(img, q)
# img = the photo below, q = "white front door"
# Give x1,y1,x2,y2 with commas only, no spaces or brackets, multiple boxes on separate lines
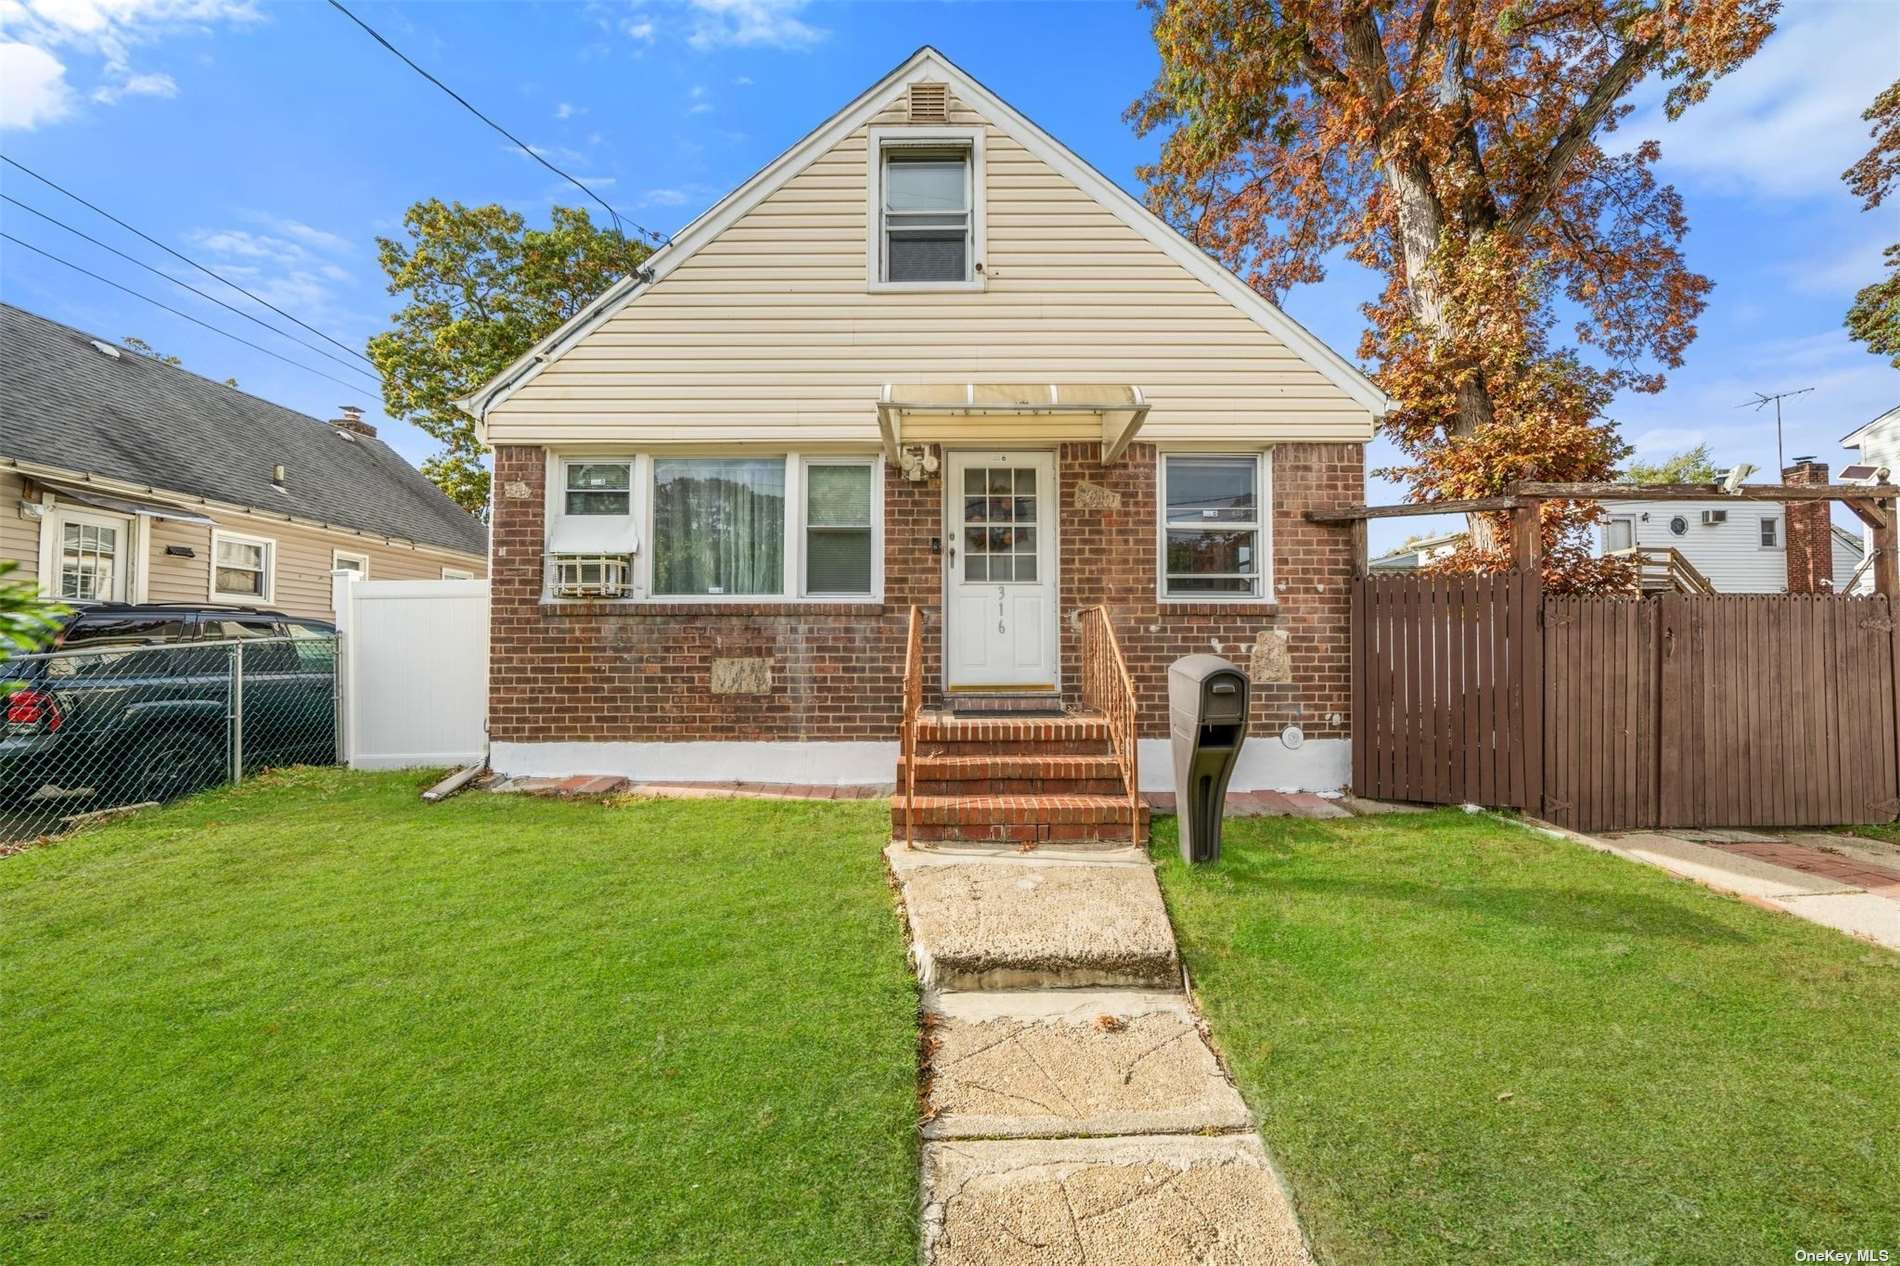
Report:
44,508,132,601
945,451,1058,691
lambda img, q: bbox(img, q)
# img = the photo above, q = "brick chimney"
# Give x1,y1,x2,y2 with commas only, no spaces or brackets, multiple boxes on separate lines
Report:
1782,456,1832,593
330,404,378,439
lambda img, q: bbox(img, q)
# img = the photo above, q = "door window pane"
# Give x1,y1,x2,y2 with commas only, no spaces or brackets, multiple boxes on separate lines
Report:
960,466,1039,585
653,458,785,596
58,520,119,600
805,463,872,595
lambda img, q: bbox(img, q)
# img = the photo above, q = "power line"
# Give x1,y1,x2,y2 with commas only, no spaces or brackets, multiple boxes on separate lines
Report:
3,232,379,396
325,0,669,247
3,193,381,388
0,155,376,367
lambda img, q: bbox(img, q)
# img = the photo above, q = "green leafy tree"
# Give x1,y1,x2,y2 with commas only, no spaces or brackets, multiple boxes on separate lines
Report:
1844,79,1899,369
121,336,182,366
1623,443,1718,485
0,561,67,675
368,201,652,515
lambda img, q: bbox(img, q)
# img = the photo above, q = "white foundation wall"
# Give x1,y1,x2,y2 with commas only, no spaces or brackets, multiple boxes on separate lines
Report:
489,736,1352,794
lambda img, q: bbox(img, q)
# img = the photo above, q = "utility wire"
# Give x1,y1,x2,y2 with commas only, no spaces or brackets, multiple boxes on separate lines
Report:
3,193,381,388
1,155,377,367
325,0,669,247
3,233,378,395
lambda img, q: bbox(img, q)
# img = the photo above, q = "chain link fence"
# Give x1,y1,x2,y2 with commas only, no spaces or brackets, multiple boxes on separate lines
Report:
2,634,339,843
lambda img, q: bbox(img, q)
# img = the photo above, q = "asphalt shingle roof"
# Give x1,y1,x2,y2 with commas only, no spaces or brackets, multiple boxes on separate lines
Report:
0,303,487,557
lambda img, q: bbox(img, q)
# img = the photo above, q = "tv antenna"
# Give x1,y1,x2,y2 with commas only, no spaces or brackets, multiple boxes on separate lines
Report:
1739,387,1814,478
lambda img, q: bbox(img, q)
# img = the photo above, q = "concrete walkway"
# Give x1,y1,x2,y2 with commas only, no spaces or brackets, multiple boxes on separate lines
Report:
888,842,1312,1265
1586,828,1900,951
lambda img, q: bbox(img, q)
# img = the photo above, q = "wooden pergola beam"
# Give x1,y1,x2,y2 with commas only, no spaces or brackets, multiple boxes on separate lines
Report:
1304,495,1523,524
1510,481,1900,503
1845,498,1890,530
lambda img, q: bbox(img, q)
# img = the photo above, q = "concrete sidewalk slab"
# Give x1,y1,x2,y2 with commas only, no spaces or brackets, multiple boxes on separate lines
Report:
1773,891,1900,950
1783,832,1900,874
1606,833,1863,900
924,1010,1252,1140
888,843,1181,990
928,988,1192,1023
922,1134,1310,1266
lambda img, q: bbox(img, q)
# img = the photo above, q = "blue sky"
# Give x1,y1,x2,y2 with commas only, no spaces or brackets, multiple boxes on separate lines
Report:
2,0,1896,548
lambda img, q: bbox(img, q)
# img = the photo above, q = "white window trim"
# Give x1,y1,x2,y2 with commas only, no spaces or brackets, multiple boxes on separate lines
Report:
1759,515,1782,549
540,451,884,605
1155,449,1275,604
38,504,139,604
332,548,370,578
210,529,275,604
865,124,986,293
441,566,476,580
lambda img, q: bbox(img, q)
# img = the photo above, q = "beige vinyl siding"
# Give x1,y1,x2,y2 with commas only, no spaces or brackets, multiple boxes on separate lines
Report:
145,504,483,619
486,87,1375,446
0,469,39,585
2,468,484,621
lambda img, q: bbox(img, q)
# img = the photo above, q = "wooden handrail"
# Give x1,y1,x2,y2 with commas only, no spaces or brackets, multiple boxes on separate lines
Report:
901,604,924,849
1609,545,1716,595
1079,605,1141,846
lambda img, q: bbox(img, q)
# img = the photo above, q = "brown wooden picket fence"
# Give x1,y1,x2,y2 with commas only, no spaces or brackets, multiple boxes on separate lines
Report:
1351,573,1900,833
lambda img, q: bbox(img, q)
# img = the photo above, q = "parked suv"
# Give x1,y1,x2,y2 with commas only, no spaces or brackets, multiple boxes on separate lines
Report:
1,603,337,809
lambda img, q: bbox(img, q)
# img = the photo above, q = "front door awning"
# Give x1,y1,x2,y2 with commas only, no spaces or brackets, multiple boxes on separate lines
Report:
876,383,1150,465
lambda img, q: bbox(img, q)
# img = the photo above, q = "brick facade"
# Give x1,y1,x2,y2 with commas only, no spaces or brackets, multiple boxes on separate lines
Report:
488,440,1361,745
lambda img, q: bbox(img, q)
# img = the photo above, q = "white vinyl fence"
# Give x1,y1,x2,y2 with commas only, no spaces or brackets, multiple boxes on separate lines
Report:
333,574,488,770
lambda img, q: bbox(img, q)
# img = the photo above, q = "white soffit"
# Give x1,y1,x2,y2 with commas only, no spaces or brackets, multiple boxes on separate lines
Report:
457,46,1390,430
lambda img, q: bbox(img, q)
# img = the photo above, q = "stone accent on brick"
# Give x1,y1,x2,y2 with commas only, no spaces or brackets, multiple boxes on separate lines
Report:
710,657,772,694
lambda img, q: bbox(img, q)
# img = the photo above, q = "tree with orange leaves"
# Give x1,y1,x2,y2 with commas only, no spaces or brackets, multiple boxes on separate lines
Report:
1130,0,1777,586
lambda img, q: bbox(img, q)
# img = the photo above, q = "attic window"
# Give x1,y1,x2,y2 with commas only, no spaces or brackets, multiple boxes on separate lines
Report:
907,82,949,124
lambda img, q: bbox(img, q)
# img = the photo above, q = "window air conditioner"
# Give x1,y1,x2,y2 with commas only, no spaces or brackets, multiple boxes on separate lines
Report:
1700,510,1727,526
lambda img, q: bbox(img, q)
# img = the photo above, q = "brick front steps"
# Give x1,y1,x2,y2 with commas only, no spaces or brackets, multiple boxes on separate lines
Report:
895,711,1148,845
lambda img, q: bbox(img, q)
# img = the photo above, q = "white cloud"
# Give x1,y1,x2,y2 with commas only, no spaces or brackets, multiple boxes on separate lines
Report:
89,68,174,104
0,40,72,129
732,74,752,86
1620,1,1900,200
0,0,256,122
240,213,352,255
686,0,823,51
1782,229,1894,297
641,187,691,207
554,101,585,120
623,16,654,42
687,82,711,114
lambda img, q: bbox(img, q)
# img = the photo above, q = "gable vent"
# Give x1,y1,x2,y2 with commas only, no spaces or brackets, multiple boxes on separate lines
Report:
907,82,949,125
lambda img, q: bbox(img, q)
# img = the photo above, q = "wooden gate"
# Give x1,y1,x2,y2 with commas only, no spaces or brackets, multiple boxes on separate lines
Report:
1352,576,1900,832
1350,572,1542,810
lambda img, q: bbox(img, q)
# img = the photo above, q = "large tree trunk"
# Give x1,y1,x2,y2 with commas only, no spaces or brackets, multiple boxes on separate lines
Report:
1388,154,1503,550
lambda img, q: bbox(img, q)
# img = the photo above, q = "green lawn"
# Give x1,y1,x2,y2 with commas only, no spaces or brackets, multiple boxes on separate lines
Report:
1153,811,1900,1266
1,769,919,1265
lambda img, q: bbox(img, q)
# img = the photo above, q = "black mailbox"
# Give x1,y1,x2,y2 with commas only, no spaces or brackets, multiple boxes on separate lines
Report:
1168,654,1251,864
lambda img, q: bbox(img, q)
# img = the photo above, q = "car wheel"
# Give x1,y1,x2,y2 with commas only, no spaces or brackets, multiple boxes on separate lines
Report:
119,730,226,805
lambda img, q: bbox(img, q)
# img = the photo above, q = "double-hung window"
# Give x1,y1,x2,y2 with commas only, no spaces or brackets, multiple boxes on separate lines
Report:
871,128,981,288
803,460,875,596
1160,454,1269,599
211,531,274,602
564,462,631,516
1760,516,1780,548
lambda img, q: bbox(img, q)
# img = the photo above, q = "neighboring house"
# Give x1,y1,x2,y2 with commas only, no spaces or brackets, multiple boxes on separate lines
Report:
1,303,487,621
1369,531,1462,573
1598,487,1862,594
1840,404,1900,593
457,47,1384,791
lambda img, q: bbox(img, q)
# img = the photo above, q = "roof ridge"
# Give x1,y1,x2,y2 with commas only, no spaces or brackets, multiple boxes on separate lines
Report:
0,301,371,427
